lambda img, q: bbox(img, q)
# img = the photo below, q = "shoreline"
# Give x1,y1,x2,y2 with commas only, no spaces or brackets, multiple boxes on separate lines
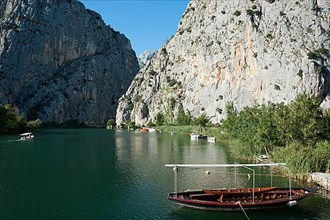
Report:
310,172,330,191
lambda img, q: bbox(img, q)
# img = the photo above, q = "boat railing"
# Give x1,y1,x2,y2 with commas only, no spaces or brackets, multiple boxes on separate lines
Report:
165,163,288,203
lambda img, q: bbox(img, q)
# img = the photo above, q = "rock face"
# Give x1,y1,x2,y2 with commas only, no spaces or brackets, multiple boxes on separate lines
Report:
0,0,139,125
116,0,330,126
137,50,155,68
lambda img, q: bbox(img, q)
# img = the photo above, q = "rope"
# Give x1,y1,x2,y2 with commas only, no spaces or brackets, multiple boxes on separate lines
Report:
236,201,251,220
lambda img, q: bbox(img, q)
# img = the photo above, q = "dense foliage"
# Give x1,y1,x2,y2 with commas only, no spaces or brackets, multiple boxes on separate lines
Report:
0,104,41,135
106,119,116,129
222,95,330,173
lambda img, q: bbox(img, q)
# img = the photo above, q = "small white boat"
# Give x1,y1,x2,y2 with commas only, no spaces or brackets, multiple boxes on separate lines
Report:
148,128,156,132
190,133,200,140
20,132,34,140
257,154,270,163
207,136,216,143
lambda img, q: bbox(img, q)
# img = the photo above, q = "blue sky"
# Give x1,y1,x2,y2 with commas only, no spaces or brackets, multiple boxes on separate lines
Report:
80,0,190,55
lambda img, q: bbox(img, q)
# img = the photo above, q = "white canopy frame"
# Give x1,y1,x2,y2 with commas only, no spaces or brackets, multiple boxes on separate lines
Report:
165,163,290,204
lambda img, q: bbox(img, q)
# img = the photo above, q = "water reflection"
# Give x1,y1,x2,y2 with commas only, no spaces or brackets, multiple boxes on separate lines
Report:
169,205,317,220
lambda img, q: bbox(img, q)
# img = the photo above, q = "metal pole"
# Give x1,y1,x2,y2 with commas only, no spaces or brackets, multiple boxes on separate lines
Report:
173,166,178,197
242,165,255,204
270,168,273,187
289,173,292,199
235,163,237,188
165,163,286,168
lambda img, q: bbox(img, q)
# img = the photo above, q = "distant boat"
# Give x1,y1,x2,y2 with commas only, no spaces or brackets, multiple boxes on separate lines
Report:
190,133,200,140
20,132,34,140
140,127,149,132
190,133,207,140
257,155,270,163
148,128,156,132
207,136,216,143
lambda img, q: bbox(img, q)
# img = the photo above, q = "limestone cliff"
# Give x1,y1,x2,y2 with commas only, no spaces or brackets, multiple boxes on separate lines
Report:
116,0,330,126
137,50,155,68
0,0,139,125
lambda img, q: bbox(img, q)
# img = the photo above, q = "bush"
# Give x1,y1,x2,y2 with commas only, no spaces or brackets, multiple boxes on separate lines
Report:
233,10,241,16
106,119,116,129
155,112,165,126
221,95,329,173
0,104,27,134
27,119,42,129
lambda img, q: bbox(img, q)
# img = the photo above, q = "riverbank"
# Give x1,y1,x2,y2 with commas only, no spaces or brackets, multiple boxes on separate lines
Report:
310,173,330,191
155,125,330,192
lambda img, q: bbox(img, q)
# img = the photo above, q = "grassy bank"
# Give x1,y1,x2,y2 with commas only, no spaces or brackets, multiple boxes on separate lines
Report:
157,95,330,175
221,95,330,174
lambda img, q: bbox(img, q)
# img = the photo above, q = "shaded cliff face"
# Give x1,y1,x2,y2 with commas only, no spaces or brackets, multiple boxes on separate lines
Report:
116,0,330,126
0,0,139,125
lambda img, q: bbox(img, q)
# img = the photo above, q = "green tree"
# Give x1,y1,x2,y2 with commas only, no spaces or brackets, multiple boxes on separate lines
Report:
126,121,136,130
275,95,322,146
27,119,42,129
193,113,210,127
106,119,116,129
146,120,156,127
176,104,189,125
0,104,26,134
155,112,165,126
185,110,193,125
321,109,330,140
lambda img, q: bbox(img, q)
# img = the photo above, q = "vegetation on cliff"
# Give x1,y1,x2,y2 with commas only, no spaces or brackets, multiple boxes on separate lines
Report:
0,104,41,135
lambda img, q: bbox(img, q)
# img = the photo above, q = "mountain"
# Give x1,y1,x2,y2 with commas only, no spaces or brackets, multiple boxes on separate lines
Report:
137,50,155,68
0,0,139,125
116,0,330,126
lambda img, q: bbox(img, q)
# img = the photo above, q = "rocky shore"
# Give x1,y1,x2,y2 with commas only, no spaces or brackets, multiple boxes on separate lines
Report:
310,173,330,191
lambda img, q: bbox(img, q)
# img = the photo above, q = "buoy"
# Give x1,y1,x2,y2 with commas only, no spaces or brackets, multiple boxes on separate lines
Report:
287,200,297,207
205,170,210,175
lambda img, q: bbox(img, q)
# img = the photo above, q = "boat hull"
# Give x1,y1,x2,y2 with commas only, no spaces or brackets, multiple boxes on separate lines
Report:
168,187,317,211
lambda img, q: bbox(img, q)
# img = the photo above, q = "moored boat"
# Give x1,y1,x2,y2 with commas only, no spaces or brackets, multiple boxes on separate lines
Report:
190,133,207,140
165,163,318,211
168,187,317,211
207,136,216,143
139,127,149,132
190,133,200,140
203,186,276,195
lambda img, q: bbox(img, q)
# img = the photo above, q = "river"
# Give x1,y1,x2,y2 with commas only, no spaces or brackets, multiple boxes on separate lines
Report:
0,128,329,220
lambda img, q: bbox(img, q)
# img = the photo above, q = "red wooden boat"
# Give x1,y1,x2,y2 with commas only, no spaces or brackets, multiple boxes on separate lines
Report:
166,163,318,211
203,186,276,195
168,187,317,211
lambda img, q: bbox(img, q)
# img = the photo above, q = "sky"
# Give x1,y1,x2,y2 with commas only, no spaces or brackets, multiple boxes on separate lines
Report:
80,0,190,55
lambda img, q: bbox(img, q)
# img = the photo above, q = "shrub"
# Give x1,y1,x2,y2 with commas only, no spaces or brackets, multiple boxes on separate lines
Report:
155,112,165,126
0,104,27,134
106,119,116,129
27,119,42,129
274,84,281,90
149,70,157,76
233,10,241,16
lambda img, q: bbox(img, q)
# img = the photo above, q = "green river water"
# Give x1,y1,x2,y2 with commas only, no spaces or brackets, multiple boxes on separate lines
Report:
0,128,329,220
